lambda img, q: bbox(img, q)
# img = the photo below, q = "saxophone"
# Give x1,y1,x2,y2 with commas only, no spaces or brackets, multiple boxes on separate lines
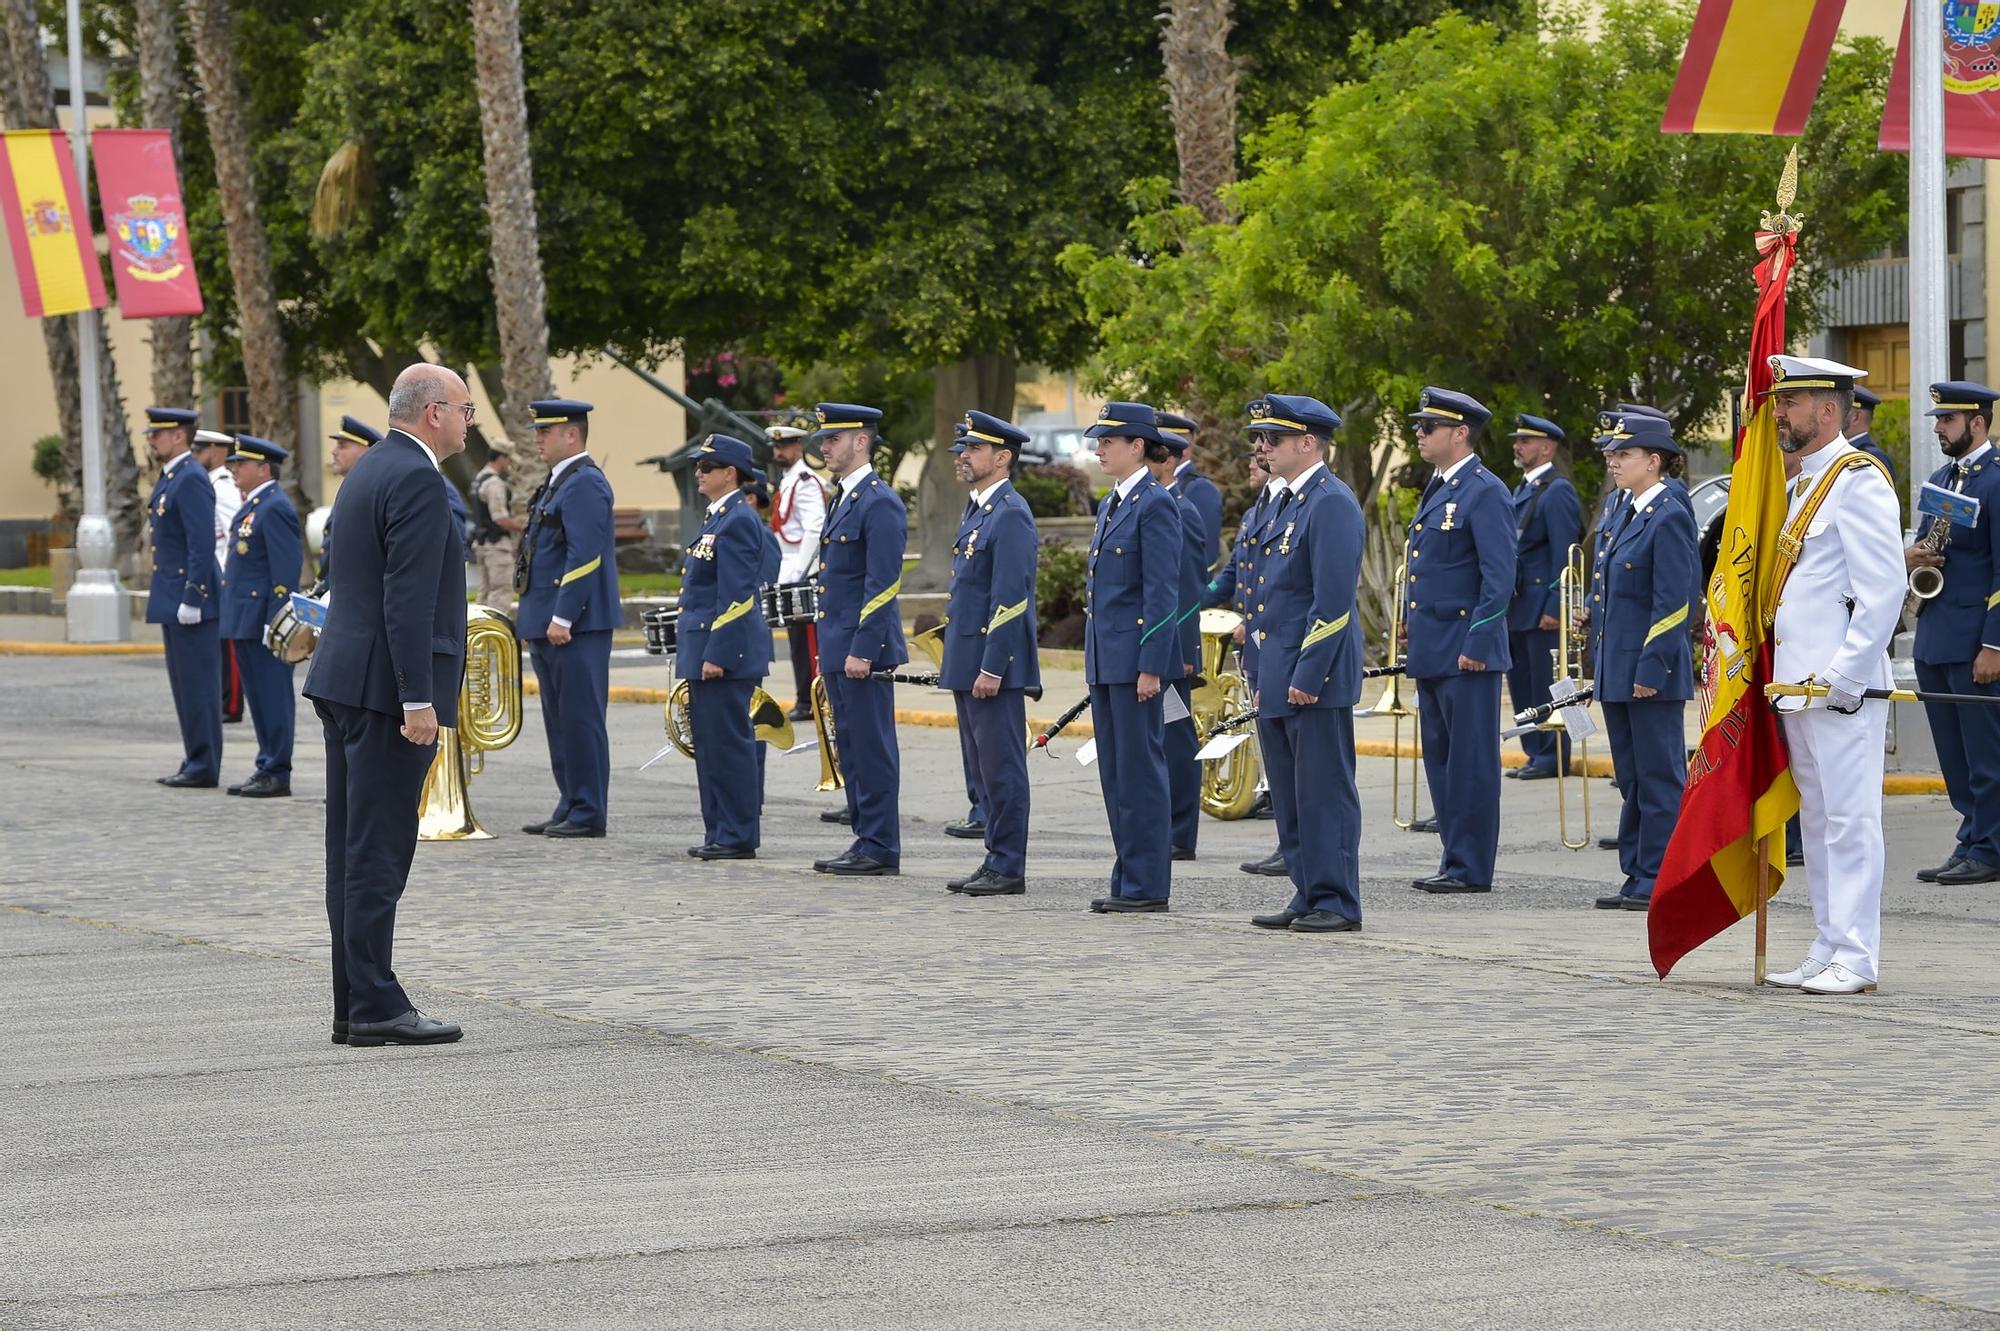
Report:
1904,512,1952,620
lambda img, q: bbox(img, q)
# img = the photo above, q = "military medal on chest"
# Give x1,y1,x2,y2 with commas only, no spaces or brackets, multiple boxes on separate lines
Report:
1279,520,1295,554
1441,502,1458,531
965,527,979,556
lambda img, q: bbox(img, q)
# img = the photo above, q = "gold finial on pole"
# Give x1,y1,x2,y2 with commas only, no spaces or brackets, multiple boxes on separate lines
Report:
1761,145,1803,234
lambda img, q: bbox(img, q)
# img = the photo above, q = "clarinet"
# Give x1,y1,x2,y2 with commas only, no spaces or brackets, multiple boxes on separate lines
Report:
870,668,1043,702
1032,694,1093,750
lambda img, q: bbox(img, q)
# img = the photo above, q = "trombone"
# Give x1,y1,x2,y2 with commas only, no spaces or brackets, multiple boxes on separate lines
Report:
1543,543,1592,851
1357,539,1425,830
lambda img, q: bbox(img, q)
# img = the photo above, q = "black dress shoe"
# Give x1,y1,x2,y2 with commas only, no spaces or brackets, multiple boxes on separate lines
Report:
1593,893,1629,910
1413,875,1490,894
688,843,755,861
157,771,218,789
1251,908,1300,929
814,850,897,876
332,1020,348,1046
521,819,556,835
226,779,249,796
789,702,812,721
237,773,291,798
544,821,606,839
1092,896,1168,913
1515,765,1557,782
1290,910,1361,933
1936,858,2000,885
819,808,852,825
1408,817,1440,834
944,819,987,839
1784,850,1804,868
962,874,1026,897
1917,855,1968,883
1240,850,1289,877
345,1010,463,1047
1171,847,1197,862
1249,792,1274,820
1620,895,1651,912
1596,835,1619,851
947,866,991,892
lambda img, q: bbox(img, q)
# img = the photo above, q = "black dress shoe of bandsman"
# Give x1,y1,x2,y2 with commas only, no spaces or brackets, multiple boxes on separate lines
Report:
1290,910,1361,933
962,874,1025,897
1593,893,1629,910
1408,817,1440,834
332,1020,348,1046
226,779,249,796
819,808,852,825
1620,895,1651,911
157,771,218,788
1240,851,1289,876
1596,835,1619,851
788,703,812,721
1251,908,1300,929
1514,765,1557,782
815,850,898,876
344,1010,463,1047
1918,855,1968,883
521,819,555,835
689,844,755,861
237,773,291,798
1171,847,1197,862
544,821,606,839
1413,875,1490,894
944,819,987,840
1093,896,1168,914
1936,858,2000,885
947,866,992,892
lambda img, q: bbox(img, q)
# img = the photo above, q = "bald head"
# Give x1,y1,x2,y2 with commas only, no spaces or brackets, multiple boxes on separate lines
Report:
386,363,473,458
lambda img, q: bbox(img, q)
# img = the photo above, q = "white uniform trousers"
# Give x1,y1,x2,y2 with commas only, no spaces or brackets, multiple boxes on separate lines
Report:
1781,700,1887,981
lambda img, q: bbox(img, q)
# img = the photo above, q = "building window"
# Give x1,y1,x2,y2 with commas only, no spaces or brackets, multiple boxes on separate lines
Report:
219,388,252,435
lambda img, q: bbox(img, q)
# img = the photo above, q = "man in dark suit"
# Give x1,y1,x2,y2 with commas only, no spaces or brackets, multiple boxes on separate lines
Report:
302,364,472,1048
143,406,223,787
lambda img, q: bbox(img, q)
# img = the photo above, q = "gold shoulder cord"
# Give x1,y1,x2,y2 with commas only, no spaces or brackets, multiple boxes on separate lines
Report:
1769,453,1886,622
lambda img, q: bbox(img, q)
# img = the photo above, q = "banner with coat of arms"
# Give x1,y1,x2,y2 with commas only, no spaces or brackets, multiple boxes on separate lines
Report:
0,129,106,318
90,129,203,319
1881,0,2000,156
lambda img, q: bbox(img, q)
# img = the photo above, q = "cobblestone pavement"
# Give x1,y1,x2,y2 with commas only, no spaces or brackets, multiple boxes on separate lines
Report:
4,653,1998,1323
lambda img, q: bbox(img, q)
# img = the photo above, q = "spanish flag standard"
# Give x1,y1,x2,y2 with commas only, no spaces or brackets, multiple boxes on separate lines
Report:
1660,0,1845,136
0,129,108,318
1648,209,1802,978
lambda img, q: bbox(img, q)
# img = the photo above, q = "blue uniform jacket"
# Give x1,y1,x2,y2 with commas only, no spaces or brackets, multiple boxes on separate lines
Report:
1508,471,1581,630
1205,486,1278,679
1403,459,1516,678
1913,451,2000,665
1173,489,1208,673
1851,432,1897,489
1171,466,1225,567
941,480,1041,692
1593,488,1699,701
219,483,302,642
145,454,218,624
301,430,468,725
817,470,908,668
516,458,620,637
1254,467,1366,717
677,490,771,681
1084,477,1182,685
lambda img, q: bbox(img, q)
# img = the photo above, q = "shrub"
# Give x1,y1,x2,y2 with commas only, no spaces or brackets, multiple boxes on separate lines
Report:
1035,535,1088,645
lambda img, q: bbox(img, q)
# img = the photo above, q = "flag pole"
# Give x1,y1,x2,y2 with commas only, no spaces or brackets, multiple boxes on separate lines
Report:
1753,831,1771,986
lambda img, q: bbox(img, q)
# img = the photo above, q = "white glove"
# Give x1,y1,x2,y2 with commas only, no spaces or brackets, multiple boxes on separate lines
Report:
176,603,201,626
1824,683,1864,714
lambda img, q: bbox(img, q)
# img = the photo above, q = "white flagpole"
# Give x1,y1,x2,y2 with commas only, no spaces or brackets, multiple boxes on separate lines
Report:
1907,0,1948,501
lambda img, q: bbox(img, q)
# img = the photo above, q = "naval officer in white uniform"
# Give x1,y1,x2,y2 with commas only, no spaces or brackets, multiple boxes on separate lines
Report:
1763,355,1905,996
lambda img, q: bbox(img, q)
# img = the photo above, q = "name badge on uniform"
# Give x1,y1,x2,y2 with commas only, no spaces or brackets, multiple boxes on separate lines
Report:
1441,502,1457,531
1919,481,1982,529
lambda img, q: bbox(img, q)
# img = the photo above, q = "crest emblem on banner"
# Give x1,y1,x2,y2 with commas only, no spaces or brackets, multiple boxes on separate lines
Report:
25,198,68,237
112,194,187,283
1945,2,2000,94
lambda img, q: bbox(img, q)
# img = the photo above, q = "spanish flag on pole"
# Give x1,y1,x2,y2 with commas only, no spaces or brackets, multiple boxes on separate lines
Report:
1661,0,1845,136
1648,167,1803,978
0,129,107,319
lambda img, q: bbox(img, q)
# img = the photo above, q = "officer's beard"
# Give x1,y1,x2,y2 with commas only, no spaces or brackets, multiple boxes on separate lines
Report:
1938,421,1975,459
1775,413,1808,454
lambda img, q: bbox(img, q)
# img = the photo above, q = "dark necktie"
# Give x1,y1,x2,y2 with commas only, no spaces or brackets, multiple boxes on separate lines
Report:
1102,489,1122,525
963,497,977,522
1951,461,1969,491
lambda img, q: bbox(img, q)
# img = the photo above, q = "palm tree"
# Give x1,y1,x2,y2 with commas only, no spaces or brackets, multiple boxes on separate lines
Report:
469,0,554,485
134,0,195,408
1162,0,1240,225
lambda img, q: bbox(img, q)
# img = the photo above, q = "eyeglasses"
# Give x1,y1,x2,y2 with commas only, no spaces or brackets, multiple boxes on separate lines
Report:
430,400,476,422
694,461,730,474
1414,421,1446,436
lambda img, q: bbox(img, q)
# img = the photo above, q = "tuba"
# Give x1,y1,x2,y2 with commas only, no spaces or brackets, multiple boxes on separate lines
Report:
1193,608,1262,819
663,681,796,757
1358,540,1425,830
418,605,524,842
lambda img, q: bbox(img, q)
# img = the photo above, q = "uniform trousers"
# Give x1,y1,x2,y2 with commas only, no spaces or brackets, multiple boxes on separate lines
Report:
1781,701,1888,982
161,619,223,781
954,689,1029,878
787,624,818,705
1088,682,1172,901
1916,658,2000,868
825,671,900,863
1505,626,1569,772
231,636,297,780
1415,671,1502,886
528,629,612,830
1257,706,1362,921
1164,679,1201,852
1598,698,1685,899
955,706,988,826
474,541,516,614
315,697,434,1024
688,676,760,850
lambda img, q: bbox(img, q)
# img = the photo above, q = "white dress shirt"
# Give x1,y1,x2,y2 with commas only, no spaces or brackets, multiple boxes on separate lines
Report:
208,463,242,572
775,457,827,583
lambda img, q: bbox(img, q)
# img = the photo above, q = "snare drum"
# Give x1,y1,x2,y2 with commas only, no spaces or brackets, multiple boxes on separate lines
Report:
760,584,788,628
779,582,820,625
641,606,681,657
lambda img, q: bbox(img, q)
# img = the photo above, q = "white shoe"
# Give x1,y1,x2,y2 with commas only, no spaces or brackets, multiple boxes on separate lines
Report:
1763,958,1829,989
1801,963,1877,995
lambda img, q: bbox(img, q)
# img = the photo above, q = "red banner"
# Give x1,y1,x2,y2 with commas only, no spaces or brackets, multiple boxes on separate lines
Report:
90,129,203,318
1880,2,2000,156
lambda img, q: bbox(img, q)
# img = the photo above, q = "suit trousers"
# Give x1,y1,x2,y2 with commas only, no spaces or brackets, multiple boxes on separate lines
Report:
1916,658,2000,868
1165,680,1201,852
1089,682,1172,901
1416,671,1502,886
1258,706,1362,921
1505,626,1570,771
528,630,612,830
1782,701,1888,982
954,688,1029,878
162,619,223,781
825,671,900,863
1599,699,1685,899
955,700,988,825
231,636,296,780
689,676,761,850
315,698,435,1023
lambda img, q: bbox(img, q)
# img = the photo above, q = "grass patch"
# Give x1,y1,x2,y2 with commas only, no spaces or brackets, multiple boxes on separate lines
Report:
620,570,682,597
0,566,53,587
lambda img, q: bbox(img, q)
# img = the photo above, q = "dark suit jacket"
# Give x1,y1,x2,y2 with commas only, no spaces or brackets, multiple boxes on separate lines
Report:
303,429,468,725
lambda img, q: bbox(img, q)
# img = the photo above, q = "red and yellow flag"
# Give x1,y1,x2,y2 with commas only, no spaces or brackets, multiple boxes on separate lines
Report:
1661,0,1845,136
1648,220,1802,979
0,129,107,318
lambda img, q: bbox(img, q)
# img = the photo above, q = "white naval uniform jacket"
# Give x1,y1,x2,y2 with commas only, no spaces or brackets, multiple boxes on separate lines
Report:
1772,438,1904,703
775,458,827,584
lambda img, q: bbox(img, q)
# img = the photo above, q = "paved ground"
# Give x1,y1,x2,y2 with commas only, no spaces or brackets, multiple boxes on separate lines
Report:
3,650,1998,1328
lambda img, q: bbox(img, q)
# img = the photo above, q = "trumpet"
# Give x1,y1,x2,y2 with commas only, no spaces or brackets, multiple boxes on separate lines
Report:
418,605,524,841
1542,543,1592,851
1357,540,1425,830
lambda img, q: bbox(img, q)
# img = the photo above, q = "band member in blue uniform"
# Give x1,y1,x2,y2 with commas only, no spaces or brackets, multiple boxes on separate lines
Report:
1151,425,1209,860
319,416,381,581
1083,402,1183,913
677,434,771,860
810,402,908,875
218,436,302,798
1910,381,2000,885
1504,414,1582,781
1234,396,1366,933
143,406,223,787
940,411,1041,897
1586,413,1698,910
1405,388,1516,894
1159,410,1224,565
1209,452,1288,874
942,420,990,841
515,398,620,840
1849,386,1896,484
